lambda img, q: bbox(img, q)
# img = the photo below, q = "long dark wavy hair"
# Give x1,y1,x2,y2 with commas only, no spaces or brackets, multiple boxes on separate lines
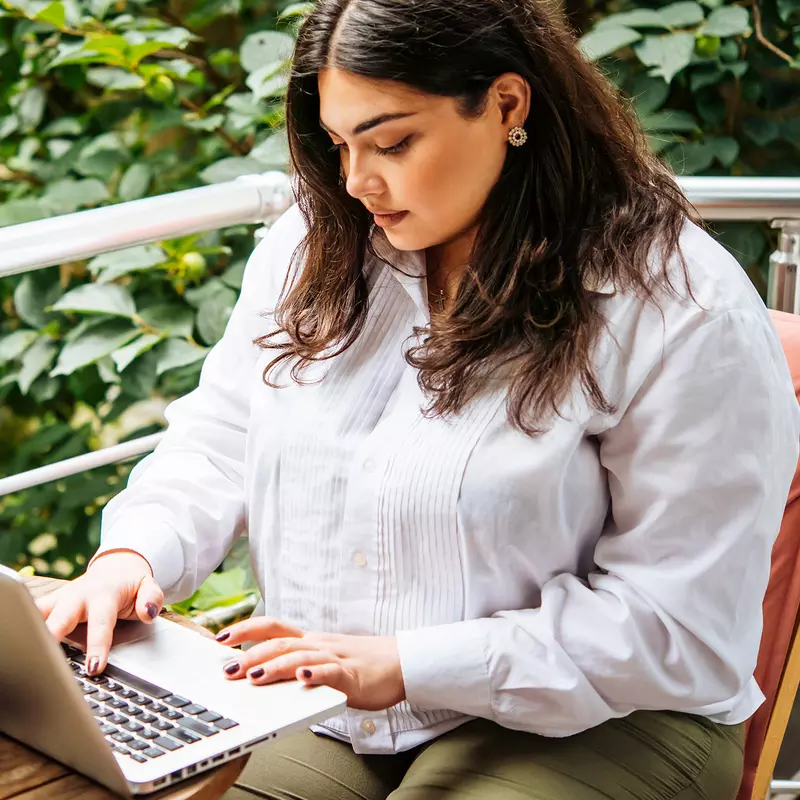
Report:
257,0,691,434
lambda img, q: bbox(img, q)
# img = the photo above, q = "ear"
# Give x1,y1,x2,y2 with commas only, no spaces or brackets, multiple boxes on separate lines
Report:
491,73,531,131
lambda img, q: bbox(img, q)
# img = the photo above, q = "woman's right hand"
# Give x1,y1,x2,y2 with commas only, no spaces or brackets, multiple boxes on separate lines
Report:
35,550,164,676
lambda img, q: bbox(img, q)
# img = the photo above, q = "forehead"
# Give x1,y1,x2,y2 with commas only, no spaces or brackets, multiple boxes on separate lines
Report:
318,68,440,130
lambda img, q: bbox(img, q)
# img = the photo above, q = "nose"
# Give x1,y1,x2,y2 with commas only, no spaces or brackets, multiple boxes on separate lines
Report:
343,153,383,201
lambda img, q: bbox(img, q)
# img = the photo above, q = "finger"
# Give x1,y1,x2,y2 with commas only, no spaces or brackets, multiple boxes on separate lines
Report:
241,651,337,684
45,594,87,643
34,589,62,620
85,598,119,675
133,576,164,623
297,662,351,696
215,616,304,647
221,636,317,679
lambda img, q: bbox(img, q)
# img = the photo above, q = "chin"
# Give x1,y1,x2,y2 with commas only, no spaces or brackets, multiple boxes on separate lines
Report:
382,225,441,253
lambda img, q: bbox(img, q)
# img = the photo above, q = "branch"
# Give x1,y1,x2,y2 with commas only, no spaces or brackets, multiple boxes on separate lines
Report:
751,0,795,66
179,97,248,156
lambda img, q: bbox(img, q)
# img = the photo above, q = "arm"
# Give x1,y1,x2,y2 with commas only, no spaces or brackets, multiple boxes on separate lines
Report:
93,206,304,603
396,308,800,736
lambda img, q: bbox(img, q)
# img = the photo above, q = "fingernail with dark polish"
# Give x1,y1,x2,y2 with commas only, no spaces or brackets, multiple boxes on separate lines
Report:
88,657,100,675
302,669,312,679
145,603,158,619
249,668,264,679
224,662,240,675
215,631,230,642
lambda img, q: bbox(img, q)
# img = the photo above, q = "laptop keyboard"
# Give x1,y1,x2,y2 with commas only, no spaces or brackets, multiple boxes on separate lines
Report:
61,643,239,765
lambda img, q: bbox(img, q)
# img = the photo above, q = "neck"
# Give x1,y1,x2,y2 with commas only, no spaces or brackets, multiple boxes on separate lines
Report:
425,226,476,295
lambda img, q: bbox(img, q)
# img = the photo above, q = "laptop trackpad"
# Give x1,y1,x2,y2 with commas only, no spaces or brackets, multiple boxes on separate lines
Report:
65,618,155,650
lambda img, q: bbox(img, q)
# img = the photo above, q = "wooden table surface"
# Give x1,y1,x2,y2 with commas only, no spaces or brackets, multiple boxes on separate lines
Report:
0,576,249,800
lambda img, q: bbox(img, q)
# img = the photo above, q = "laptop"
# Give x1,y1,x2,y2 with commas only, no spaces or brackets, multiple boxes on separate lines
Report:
0,564,347,795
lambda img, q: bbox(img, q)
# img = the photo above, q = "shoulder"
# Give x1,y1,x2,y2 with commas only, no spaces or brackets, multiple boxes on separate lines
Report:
240,203,308,303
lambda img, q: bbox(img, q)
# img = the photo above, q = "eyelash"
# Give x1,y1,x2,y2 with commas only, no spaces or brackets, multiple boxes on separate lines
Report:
329,136,412,157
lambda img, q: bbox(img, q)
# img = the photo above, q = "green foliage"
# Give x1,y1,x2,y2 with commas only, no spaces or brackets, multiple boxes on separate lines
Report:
579,0,800,290
0,0,304,579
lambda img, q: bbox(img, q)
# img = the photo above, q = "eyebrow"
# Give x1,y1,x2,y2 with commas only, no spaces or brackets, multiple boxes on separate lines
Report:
319,112,417,137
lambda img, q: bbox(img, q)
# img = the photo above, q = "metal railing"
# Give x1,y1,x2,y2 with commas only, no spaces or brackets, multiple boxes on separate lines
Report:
1,174,799,500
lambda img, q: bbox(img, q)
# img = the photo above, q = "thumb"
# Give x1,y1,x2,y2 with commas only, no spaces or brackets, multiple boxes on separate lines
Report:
135,575,165,623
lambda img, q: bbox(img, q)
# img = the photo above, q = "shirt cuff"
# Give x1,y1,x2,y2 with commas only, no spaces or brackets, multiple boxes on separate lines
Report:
396,619,492,719
91,510,185,594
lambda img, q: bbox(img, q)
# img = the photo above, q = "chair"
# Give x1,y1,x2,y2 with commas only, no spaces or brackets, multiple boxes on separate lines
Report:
739,310,800,799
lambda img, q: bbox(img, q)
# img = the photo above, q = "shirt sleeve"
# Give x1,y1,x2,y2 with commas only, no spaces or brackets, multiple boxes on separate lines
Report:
396,307,800,736
93,205,304,603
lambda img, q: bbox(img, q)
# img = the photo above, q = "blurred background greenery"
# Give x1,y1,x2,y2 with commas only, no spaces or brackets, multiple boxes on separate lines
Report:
0,0,798,614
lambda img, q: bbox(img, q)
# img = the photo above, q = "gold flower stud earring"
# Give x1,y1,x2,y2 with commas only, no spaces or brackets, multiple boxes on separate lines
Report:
508,126,528,147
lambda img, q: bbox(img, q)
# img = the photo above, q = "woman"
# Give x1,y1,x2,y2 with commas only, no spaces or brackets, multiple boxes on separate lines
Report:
39,0,800,797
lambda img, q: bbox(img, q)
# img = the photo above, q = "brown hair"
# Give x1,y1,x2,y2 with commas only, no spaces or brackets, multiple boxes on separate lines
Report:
258,0,690,434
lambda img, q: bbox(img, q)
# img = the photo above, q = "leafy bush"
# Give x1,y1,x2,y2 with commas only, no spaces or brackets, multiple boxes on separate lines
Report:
0,0,798,587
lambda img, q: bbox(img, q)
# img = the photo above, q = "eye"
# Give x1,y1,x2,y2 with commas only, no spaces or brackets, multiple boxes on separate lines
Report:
375,135,412,156
328,141,348,152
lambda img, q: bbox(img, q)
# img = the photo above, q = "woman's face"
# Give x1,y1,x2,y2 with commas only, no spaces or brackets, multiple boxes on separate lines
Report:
317,68,527,256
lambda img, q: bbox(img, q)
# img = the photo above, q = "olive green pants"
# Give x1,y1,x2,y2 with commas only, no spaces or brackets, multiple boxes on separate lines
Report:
222,712,745,800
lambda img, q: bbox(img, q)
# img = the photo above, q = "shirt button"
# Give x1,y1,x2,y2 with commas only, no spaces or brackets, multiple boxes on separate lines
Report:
361,719,376,735
363,459,376,473
352,552,368,568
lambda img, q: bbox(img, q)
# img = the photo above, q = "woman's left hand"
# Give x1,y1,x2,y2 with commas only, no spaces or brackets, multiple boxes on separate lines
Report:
214,617,407,711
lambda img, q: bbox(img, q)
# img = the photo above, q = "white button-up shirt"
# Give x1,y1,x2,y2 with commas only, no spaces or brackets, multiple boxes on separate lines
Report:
98,204,800,754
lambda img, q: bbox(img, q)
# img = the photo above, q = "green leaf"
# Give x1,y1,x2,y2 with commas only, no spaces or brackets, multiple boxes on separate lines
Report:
595,9,665,28
199,156,265,184
14,276,63,329
174,567,250,612
0,330,38,366
777,0,800,22
713,222,766,267
118,163,152,201
279,2,313,20
51,284,137,318
635,33,696,82
640,109,699,132
250,130,290,169
111,333,163,372
196,286,237,345
246,65,289,101
703,6,751,36
783,118,800,148
627,74,669,115
155,338,208,375
138,304,195,338
35,1,65,27
42,178,110,213
89,245,169,283
0,200,50,227
742,117,780,146
18,338,58,395
86,68,145,90
13,86,46,131
659,2,705,27
51,320,139,377
579,26,642,61
239,30,294,73
705,135,740,166
663,141,715,174
221,259,246,290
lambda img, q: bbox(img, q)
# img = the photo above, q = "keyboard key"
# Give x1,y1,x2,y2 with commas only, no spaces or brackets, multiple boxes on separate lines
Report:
133,695,152,706
154,736,183,752
95,692,112,702
125,705,144,716
122,721,144,732
99,724,117,735
153,720,175,732
130,753,147,763
197,711,222,723
215,719,239,730
140,713,158,724
86,675,108,685
162,709,183,720
164,695,191,708
140,729,160,739
86,701,99,711
105,681,122,692
179,718,218,737
128,739,149,751
81,685,98,695
143,747,165,758
111,732,134,744
171,728,201,745
108,699,127,710
182,704,206,716
108,714,127,725
113,746,129,755
150,702,167,713
116,688,137,699
97,664,172,700
93,707,113,718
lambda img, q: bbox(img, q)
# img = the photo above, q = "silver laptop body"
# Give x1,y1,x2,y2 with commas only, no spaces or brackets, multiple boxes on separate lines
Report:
0,565,347,795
